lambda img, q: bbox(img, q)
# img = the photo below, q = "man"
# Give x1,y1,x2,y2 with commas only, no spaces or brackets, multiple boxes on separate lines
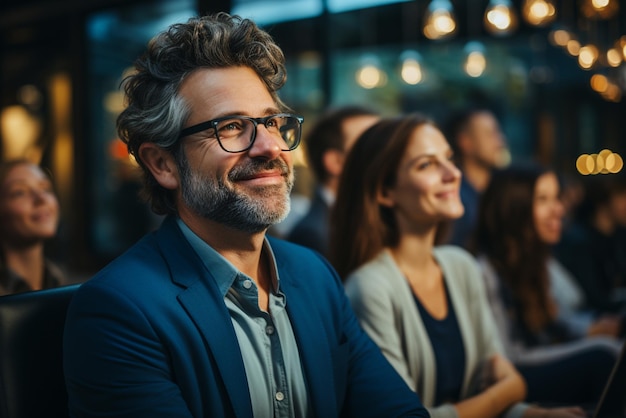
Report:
63,13,428,418
287,106,379,256
444,108,508,247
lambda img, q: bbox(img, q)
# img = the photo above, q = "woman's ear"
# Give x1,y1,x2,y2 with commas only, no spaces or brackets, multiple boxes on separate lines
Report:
322,149,346,178
137,143,179,190
377,186,395,208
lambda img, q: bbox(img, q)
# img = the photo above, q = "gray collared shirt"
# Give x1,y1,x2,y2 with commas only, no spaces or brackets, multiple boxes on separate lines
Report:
177,218,312,418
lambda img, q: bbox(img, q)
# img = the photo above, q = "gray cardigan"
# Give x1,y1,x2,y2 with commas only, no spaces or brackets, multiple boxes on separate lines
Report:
345,246,528,418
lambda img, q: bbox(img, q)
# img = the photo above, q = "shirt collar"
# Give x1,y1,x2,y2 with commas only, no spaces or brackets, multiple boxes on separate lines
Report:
176,217,280,297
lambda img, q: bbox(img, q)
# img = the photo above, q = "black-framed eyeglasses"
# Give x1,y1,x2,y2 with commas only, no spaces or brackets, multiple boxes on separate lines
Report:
178,113,304,153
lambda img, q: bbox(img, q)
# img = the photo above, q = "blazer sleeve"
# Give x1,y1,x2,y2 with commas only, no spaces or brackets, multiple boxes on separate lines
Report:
63,281,194,418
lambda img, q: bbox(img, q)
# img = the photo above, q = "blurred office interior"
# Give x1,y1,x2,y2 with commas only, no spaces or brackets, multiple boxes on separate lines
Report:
1,0,625,276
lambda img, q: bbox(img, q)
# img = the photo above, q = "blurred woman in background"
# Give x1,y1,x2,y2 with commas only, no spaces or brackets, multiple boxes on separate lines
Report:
474,164,620,405
330,114,583,418
0,159,64,295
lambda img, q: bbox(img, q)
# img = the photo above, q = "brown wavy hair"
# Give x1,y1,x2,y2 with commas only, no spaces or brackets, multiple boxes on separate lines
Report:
473,164,557,334
329,113,435,279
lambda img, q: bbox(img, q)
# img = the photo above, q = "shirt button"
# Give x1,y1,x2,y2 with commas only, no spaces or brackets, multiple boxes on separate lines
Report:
275,391,285,401
243,280,252,289
266,326,275,335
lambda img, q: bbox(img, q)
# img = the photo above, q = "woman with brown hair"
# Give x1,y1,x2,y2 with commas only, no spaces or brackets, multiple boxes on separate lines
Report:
0,159,64,295
475,164,620,405
330,114,583,418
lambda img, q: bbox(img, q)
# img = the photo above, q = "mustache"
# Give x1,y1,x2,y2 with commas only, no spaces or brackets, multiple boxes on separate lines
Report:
228,159,290,181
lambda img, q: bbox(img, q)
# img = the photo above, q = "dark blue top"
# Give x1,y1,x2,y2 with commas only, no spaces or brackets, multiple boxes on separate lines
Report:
414,280,466,405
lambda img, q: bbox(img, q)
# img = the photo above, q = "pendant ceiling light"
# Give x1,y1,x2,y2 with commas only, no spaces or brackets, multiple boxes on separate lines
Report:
484,0,518,36
399,50,424,85
423,0,457,40
522,0,557,26
581,0,619,19
463,41,487,78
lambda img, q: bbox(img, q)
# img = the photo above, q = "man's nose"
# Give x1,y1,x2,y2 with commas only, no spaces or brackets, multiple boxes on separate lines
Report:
247,124,282,160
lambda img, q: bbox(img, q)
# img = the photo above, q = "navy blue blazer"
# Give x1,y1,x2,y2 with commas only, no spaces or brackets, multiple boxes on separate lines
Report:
63,216,428,418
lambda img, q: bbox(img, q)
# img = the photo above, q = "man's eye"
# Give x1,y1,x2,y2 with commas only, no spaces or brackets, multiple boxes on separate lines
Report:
221,122,243,131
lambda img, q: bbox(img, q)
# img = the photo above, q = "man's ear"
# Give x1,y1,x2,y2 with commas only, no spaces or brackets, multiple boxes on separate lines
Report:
457,132,473,155
137,143,179,190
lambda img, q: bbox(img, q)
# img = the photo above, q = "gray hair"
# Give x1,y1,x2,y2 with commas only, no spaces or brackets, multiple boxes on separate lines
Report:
116,12,287,215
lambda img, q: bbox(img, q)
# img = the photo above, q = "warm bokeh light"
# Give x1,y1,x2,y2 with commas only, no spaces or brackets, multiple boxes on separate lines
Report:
582,0,619,19
17,85,43,109
356,65,382,89
602,83,622,102
484,0,518,36
566,39,581,56
464,52,486,77
590,74,609,92
423,0,457,40
578,44,599,69
549,29,571,47
607,153,624,173
400,51,423,85
522,0,557,26
356,56,387,89
606,48,623,67
577,151,624,175
0,105,42,160
464,42,487,78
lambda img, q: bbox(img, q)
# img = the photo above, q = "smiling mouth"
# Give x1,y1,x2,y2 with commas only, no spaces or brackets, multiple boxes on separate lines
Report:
237,170,286,181
436,190,459,198
229,159,290,183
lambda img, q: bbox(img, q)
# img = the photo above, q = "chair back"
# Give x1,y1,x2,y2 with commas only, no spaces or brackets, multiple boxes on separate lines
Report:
0,284,81,418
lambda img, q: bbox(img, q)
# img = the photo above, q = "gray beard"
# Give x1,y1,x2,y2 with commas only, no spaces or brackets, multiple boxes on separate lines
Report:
178,153,293,233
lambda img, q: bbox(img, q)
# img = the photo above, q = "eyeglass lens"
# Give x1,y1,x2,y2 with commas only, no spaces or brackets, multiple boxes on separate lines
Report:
216,115,300,152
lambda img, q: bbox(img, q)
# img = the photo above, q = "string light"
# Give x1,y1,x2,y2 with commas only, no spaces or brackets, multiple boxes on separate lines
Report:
484,0,518,36
399,50,423,85
606,48,623,67
581,0,619,19
463,41,487,77
423,0,457,40
578,44,599,69
522,0,557,26
355,55,387,89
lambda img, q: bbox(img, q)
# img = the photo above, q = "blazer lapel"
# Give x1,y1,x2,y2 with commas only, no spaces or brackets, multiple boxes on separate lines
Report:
156,217,253,418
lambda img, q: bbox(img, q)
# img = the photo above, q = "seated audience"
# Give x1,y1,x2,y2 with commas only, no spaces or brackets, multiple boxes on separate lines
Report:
473,164,621,405
287,106,379,256
331,114,584,418
0,159,64,296
555,174,626,314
